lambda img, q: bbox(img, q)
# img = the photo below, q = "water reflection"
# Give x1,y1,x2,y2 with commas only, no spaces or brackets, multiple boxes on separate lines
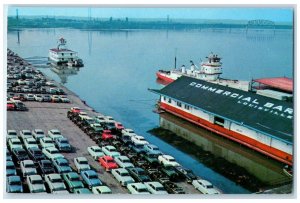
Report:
157,112,292,189
50,65,80,84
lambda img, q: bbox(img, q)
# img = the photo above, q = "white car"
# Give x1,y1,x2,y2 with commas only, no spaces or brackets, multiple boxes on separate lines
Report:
20,129,33,140
32,129,45,141
112,168,135,186
34,94,43,102
131,135,149,145
158,155,180,167
115,156,134,169
121,129,137,138
144,182,168,194
42,147,64,160
104,116,115,122
7,130,18,140
87,146,105,160
26,175,47,193
74,157,91,172
40,137,55,148
59,95,70,103
102,145,121,158
192,179,221,194
48,129,64,140
92,186,112,194
127,183,150,194
20,160,37,177
24,137,39,150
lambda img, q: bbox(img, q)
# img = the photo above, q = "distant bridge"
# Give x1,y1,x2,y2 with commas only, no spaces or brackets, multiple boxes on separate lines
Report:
246,19,275,30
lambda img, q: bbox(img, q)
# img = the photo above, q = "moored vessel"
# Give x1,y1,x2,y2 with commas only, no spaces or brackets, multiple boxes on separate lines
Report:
156,53,250,91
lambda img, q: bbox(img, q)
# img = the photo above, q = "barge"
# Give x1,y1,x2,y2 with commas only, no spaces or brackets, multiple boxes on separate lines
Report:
150,76,293,166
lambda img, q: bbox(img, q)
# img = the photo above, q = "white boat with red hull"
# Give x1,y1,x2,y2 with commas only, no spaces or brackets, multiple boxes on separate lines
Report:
156,53,250,92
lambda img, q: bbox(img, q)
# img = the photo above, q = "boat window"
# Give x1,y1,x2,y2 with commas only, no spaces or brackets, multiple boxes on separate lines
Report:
163,96,166,101
184,104,190,110
177,101,182,107
168,98,171,103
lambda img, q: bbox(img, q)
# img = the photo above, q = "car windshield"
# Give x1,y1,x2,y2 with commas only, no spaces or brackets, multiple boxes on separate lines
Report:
33,151,42,156
7,165,15,169
60,140,69,144
45,140,53,144
26,163,35,168
152,147,159,150
89,175,98,179
8,132,17,136
28,140,37,144
156,187,165,191
94,148,101,152
24,132,32,135
36,131,44,135
121,172,129,176
107,159,114,163
80,161,88,165
137,188,148,193
13,140,21,145
206,185,214,189
43,163,52,168
51,178,62,183
107,122,115,127
137,170,145,175
51,150,59,154
53,131,61,135
16,150,26,155
122,159,130,163
135,144,143,149
148,154,157,158
169,158,176,162
109,148,116,152
10,181,21,185
32,180,43,184
70,176,80,181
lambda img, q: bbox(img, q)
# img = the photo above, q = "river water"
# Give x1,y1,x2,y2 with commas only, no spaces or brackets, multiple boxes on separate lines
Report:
7,28,293,194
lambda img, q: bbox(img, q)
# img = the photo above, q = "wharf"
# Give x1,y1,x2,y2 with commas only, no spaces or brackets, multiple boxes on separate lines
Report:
6,52,199,195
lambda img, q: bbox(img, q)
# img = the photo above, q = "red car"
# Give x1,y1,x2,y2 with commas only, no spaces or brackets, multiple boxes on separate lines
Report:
99,156,118,172
7,102,15,110
115,122,124,131
102,130,114,140
70,107,81,113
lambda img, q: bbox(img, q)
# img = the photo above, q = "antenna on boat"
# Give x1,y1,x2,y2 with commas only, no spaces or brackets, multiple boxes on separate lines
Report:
174,48,177,69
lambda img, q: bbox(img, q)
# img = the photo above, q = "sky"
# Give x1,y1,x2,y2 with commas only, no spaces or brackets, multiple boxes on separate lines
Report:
7,7,293,22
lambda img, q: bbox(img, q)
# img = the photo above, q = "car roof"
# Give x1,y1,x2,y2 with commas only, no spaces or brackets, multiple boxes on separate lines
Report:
56,158,68,163
50,129,61,133
130,183,146,188
84,170,97,175
118,155,129,160
76,157,88,161
67,172,79,178
48,173,61,179
8,175,21,181
22,160,34,164
145,181,162,187
161,155,174,159
197,179,212,186
29,175,43,180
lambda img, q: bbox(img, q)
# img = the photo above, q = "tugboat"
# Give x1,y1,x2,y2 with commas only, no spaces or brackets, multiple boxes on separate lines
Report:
48,37,83,67
156,53,250,91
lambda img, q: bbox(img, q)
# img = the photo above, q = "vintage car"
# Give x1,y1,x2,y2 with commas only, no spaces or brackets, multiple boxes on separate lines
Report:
80,170,103,189
127,183,150,194
87,146,104,160
111,168,135,187
192,179,221,194
99,156,118,172
26,175,47,193
74,157,91,173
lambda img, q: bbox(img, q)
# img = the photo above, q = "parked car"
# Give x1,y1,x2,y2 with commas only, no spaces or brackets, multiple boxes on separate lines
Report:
37,160,56,176
59,95,70,103
44,173,68,194
73,188,92,194
102,130,114,140
127,167,151,183
25,94,35,101
192,179,221,194
131,135,149,145
27,147,46,162
92,186,112,194
102,145,120,158
74,157,91,173
7,101,15,110
55,137,72,152
42,147,65,160
32,129,45,141
40,137,55,149
34,94,43,102
6,149,13,161
6,176,23,193
51,95,60,103
11,148,29,164
48,129,64,141
127,183,150,194
26,175,47,193
174,166,198,183
120,133,132,144
42,95,52,102
24,137,39,150
141,152,159,166
53,158,73,174
121,128,136,138
129,142,145,154
144,144,162,155
158,155,180,167
8,138,23,151
115,122,124,131
144,181,168,194
62,172,85,193
20,160,37,177
99,156,118,172
161,166,180,181
80,170,103,189
6,161,17,176
163,181,185,194
14,101,27,111
7,130,18,140
19,129,33,140
111,168,135,187
87,146,104,160
115,156,134,169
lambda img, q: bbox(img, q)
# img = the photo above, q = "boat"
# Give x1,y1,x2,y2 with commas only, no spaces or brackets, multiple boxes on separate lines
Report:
48,37,83,67
149,76,293,166
156,53,250,92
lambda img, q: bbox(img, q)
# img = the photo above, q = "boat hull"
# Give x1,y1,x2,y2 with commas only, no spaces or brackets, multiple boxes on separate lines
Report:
159,102,293,166
156,72,175,84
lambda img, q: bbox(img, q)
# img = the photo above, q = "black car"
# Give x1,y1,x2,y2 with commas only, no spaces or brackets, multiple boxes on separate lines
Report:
163,181,185,194
14,102,27,111
27,148,45,162
174,166,198,183
160,166,180,181
127,167,151,183
37,160,55,176
11,148,29,164
147,170,170,184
